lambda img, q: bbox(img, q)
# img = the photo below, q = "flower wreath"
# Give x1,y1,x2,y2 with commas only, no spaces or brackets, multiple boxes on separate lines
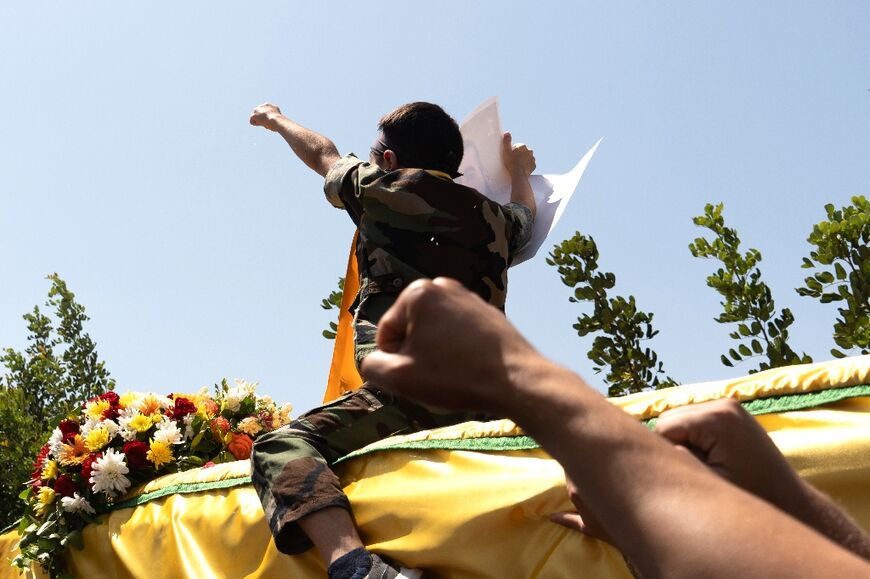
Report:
13,379,293,578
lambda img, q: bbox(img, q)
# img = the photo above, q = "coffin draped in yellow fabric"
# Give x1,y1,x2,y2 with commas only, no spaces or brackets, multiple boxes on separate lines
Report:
3,355,870,579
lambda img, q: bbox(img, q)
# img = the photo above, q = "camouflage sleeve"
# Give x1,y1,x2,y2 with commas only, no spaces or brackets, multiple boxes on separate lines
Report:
323,153,365,209
503,202,534,258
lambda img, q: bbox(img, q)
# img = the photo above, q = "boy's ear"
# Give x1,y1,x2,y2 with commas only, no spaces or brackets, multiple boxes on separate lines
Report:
383,150,401,171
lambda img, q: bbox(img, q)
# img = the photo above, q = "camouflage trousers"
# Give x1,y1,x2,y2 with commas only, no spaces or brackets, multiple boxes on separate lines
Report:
250,384,480,554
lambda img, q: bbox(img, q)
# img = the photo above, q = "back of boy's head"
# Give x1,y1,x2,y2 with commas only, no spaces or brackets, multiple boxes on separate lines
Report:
377,102,464,176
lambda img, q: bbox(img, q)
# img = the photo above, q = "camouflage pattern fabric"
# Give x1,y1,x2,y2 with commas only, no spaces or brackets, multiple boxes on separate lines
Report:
250,153,532,554
325,154,533,365
251,386,481,554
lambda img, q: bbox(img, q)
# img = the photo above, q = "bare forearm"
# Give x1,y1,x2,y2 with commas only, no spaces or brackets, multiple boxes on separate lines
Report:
267,115,340,177
509,173,536,219
783,479,870,561
504,360,869,578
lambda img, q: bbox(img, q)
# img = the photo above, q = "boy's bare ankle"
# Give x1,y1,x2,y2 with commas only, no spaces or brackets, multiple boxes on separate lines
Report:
297,506,365,565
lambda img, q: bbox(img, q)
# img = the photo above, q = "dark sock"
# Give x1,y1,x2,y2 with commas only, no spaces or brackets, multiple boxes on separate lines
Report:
328,547,372,579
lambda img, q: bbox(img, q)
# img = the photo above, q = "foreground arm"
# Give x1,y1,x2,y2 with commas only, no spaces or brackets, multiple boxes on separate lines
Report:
361,279,870,579
554,398,870,562
654,399,870,561
502,132,537,219
250,103,340,177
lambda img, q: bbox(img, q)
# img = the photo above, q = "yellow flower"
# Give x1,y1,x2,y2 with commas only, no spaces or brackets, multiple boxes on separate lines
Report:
85,399,111,420
119,392,142,409
58,435,89,466
34,487,56,516
85,427,111,452
146,440,174,468
129,414,153,433
41,460,58,481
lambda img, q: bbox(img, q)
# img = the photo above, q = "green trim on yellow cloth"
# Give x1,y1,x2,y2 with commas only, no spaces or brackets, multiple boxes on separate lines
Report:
335,382,870,462
110,476,254,511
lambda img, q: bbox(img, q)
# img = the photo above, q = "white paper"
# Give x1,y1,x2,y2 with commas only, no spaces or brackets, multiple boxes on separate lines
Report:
456,97,601,265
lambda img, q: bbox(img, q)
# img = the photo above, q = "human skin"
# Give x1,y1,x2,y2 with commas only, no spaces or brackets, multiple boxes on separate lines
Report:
553,398,870,561
249,103,340,177
501,132,537,219
361,278,870,579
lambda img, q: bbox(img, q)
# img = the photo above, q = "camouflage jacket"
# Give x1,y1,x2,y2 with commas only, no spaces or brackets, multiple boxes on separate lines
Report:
324,154,533,362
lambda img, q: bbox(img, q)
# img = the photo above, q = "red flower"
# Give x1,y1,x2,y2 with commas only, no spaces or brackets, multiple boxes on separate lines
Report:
30,444,51,489
53,475,78,498
259,411,274,430
227,433,253,460
99,391,120,406
100,391,121,420
81,453,101,484
58,419,80,442
123,441,150,470
169,397,197,420
209,417,231,443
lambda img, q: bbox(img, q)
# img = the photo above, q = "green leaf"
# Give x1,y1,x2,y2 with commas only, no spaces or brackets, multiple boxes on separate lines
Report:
720,355,733,367
738,344,752,357
189,430,205,451
751,339,763,354
815,271,834,284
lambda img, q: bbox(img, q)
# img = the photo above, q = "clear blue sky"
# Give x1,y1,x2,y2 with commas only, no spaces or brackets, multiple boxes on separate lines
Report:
1,2,868,413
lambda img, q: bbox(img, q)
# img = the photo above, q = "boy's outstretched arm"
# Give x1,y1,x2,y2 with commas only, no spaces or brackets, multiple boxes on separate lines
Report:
502,132,537,219
250,103,340,177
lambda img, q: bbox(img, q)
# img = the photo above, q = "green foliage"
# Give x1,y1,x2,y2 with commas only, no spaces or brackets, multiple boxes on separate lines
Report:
320,277,345,340
547,232,676,397
689,203,812,372
0,274,114,529
796,196,870,358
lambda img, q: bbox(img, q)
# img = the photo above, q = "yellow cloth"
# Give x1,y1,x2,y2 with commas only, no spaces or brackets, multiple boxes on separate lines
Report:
2,356,870,578
323,233,364,403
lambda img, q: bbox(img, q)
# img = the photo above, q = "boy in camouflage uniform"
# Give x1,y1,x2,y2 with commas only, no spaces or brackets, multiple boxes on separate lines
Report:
248,101,536,579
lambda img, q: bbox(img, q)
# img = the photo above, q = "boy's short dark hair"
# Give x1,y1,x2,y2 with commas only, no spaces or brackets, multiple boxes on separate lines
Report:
377,102,464,176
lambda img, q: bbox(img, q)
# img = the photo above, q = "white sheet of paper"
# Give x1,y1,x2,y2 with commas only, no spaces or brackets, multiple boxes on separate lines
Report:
456,97,601,265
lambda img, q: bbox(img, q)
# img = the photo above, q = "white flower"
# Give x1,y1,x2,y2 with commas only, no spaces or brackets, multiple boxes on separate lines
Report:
102,419,120,439
233,379,257,398
118,428,137,442
48,428,64,458
80,417,118,439
153,421,184,445
80,417,101,438
237,417,262,437
183,414,195,440
223,393,241,413
89,448,131,497
258,395,274,408
61,493,96,515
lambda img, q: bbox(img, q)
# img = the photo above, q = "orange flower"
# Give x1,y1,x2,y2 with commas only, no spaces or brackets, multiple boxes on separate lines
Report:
209,417,231,444
138,394,164,417
227,433,253,460
58,435,89,466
